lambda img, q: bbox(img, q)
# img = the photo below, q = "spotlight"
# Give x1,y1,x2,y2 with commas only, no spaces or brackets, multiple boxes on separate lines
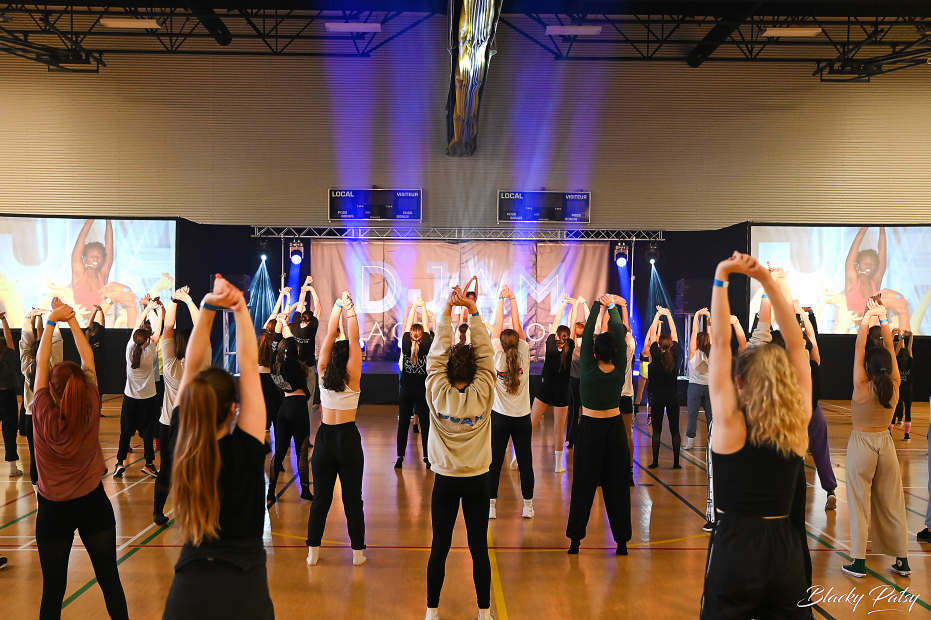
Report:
646,243,659,265
261,254,267,261
290,241,303,265
614,243,629,268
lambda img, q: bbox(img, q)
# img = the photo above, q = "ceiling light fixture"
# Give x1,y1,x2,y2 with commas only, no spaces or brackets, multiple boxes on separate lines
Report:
545,25,602,36
325,22,382,33
762,27,822,38
101,18,161,29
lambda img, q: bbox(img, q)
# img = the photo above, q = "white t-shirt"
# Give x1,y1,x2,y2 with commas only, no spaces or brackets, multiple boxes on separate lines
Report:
622,332,636,397
491,338,531,417
124,339,157,399
688,350,710,385
159,339,212,425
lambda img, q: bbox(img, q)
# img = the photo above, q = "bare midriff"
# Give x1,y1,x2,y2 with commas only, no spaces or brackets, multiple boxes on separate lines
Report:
582,406,620,419
321,407,358,425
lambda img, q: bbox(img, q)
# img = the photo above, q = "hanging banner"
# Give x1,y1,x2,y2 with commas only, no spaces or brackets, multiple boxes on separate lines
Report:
309,240,609,361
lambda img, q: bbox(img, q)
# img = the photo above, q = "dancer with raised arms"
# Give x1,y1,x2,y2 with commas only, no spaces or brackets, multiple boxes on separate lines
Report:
701,252,812,618
530,294,574,473
306,291,366,567
423,286,495,620
162,275,273,619
648,306,681,470
397,296,433,469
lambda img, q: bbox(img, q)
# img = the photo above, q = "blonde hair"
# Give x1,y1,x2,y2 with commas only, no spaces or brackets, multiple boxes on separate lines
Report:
410,324,424,365
734,345,809,458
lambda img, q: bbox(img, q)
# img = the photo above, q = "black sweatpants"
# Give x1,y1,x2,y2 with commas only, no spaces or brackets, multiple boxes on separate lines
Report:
489,411,534,500
271,395,311,492
0,388,19,462
306,421,366,549
566,416,632,544
650,391,681,467
116,395,158,464
567,377,582,447
154,417,179,517
701,514,808,619
25,414,37,485
427,472,491,610
36,483,128,620
398,387,430,460
789,464,813,588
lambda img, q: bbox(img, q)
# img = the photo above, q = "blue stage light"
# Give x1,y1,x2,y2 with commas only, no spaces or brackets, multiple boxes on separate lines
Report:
290,241,303,265
261,254,267,261
616,255,628,268
291,254,301,265
614,243,629,268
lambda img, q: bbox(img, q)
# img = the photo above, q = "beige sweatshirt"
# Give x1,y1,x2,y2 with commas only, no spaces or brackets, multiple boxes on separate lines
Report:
425,314,495,477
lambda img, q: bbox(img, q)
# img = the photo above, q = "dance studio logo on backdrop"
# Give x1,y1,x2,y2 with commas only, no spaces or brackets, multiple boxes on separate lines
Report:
0,216,176,328
751,226,931,335
310,240,609,360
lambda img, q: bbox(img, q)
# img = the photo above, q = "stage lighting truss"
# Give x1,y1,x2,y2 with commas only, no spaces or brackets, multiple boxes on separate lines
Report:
290,240,304,264
254,226,664,243
615,243,629,267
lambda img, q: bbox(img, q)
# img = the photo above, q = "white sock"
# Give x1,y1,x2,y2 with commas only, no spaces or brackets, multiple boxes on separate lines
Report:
478,609,493,620
522,498,534,518
489,499,497,519
424,608,440,620
555,451,564,471
523,499,533,509
307,546,320,565
352,549,367,566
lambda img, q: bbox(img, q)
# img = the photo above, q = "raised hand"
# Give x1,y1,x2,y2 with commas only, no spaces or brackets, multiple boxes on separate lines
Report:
48,301,75,324
174,286,192,304
729,315,740,324
600,294,614,307
767,262,788,280
280,286,291,295
305,276,313,285
613,295,627,308
576,295,585,305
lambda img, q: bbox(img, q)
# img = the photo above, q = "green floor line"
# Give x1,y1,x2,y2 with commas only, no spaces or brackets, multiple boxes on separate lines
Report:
0,509,38,532
61,518,175,609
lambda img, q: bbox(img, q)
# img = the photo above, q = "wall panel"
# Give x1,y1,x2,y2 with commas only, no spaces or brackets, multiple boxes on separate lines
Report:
1,16,930,229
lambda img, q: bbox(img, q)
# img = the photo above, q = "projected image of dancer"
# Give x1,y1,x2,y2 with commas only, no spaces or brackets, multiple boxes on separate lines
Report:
846,227,910,330
530,294,575,473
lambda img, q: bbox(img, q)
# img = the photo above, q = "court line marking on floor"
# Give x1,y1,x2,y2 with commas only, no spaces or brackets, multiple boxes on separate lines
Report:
487,529,509,620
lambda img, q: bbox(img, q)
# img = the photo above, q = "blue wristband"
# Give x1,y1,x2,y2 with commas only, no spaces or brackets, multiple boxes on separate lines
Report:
46,320,56,327
471,312,480,317
714,279,729,288
607,303,616,309
880,319,888,325
761,294,769,299
201,302,222,312
122,286,130,292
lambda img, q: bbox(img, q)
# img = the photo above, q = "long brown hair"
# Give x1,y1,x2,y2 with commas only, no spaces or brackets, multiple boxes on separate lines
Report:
864,347,895,409
658,333,676,373
257,320,276,367
174,367,237,546
48,361,90,449
556,325,572,371
696,332,711,357
499,329,522,395
409,324,425,365
130,328,149,369
321,340,349,391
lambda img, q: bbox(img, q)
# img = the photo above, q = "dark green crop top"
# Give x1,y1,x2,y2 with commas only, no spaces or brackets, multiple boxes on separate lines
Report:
579,301,628,410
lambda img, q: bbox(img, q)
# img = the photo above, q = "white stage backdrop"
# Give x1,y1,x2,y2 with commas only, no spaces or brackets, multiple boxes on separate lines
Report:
310,241,609,361
750,225,931,335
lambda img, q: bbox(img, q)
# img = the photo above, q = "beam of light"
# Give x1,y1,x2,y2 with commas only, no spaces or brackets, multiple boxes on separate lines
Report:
617,260,640,360
648,264,673,319
248,258,276,335
286,257,303,320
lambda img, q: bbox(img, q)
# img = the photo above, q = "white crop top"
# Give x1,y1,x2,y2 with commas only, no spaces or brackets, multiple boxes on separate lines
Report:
318,376,361,410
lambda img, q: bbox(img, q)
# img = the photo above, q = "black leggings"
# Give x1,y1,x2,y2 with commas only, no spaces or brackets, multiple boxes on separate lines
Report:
154,418,178,516
271,395,311,493
650,391,681,467
260,373,283,432
25,414,38,485
397,388,430,460
567,377,582,447
789,464,813,588
489,411,534,500
36,483,128,620
427,472,491,610
116,395,158,464
566,416,632,544
0,388,19,462
306,421,366,550
892,393,912,424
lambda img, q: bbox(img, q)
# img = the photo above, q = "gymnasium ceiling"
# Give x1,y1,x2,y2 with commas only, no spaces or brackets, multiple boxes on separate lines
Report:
1,2,930,81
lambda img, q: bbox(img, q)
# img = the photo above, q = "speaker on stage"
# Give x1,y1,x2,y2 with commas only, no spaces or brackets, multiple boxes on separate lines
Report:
676,279,714,314
210,274,251,305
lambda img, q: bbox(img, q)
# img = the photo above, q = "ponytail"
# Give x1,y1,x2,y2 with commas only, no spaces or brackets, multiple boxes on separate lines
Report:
658,334,676,373
500,329,522,395
556,325,571,372
864,347,895,409
410,324,425,365
458,323,469,344
48,362,89,449
130,329,149,369
174,368,237,545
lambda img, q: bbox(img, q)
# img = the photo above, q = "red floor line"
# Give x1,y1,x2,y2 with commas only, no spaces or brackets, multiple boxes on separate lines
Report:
0,490,35,507
904,490,929,502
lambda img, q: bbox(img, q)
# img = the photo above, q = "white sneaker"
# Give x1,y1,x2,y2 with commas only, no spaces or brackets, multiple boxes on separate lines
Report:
307,547,320,565
9,464,23,477
684,437,694,450
509,457,518,470
522,500,534,519
352,549,366,566
825,493,837,511
489,500,497,519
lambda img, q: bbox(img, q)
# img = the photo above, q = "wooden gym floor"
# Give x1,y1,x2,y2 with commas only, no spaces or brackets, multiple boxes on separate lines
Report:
1,397,929,619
